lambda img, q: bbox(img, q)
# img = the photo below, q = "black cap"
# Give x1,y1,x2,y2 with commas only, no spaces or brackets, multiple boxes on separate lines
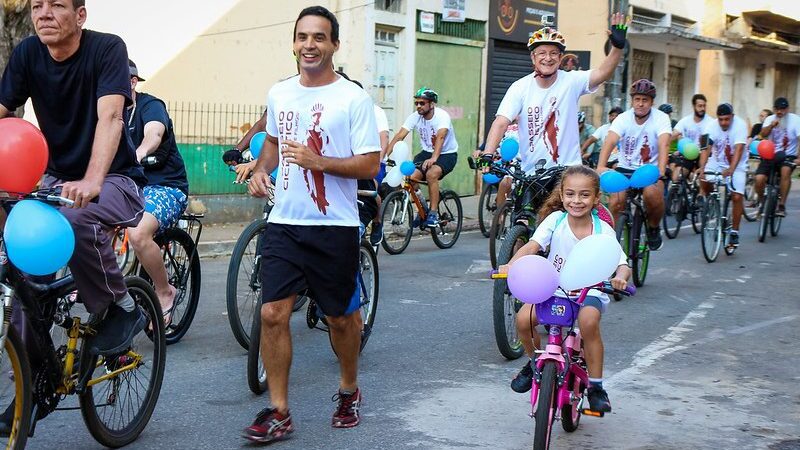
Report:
716,103,733,116
129,59,145,81
774,97,789,109
609,106,624,115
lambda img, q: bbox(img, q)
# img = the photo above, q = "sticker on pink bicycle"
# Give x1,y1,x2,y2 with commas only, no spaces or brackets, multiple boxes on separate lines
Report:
535,297,580,327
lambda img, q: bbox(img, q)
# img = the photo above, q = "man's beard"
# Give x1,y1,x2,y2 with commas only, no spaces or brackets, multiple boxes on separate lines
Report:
694,110,705,119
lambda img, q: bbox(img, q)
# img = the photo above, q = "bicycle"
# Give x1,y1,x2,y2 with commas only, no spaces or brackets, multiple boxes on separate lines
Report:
379,161,463,254
104,215,203,346
662,156,703,239
700,171,738,262
476,156,566,359
246,205,380,395
742,158,759,222
478,181,498,238
491,271,634,450
757,157,795,242
0,188,165,448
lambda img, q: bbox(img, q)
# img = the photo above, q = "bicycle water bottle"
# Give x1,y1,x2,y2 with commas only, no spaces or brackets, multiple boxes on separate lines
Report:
415,188,429,212
142,155,158,166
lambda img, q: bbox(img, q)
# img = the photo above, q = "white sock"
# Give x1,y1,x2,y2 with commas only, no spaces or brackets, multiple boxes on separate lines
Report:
115,293,135,312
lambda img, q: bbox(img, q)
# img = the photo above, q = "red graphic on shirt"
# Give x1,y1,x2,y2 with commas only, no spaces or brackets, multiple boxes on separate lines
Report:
782,134,789,151
724,141,732,164
640,135,651,163
303,104,330,214
543,97,559,162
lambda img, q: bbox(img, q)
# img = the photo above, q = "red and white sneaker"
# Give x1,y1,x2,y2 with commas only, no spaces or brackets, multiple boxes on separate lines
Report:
332,388,362,428
243,408,294,443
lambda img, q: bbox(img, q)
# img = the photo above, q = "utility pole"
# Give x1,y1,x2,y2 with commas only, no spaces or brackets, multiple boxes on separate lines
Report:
604,0,629,118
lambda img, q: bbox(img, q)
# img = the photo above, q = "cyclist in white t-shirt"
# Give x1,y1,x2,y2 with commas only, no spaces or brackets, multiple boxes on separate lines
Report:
384,87,458,226
581,107,623,166
480,13,630,177
756,97,800,217
671,94,714,182
243,6,380,442
699,103,748,247
597,79,671,250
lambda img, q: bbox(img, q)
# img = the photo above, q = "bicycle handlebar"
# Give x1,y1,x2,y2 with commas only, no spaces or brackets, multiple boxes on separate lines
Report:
488,272,636,297
1,187,99,207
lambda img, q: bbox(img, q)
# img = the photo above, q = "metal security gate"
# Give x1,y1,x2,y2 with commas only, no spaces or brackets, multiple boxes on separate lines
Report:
485,40,532,141
631,49,656,83
668,56,689,116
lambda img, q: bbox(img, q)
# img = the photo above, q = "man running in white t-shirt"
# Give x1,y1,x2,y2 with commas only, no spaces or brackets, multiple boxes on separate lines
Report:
671,93,714,181
480,13,630,176
243,6,380,442
756,97,800,217
385,87,458,226
699,103,748,247
597,79,671,250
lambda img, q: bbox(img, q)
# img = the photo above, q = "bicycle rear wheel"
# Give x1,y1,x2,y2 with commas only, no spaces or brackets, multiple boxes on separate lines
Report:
431,190,463,249
701,197,722,263
478,183,498,238
357,240,379,352
79,276,165,448
758,191,773,242
0,327,32,450
150,228,201,345
488,202,511,269
492,224,529,360
226,219,267,350
691,194,703,234
631,211,650,287
533,361,558,450
247,312,267,395
770,198,782,237
662,183,683,239
380,190,413,255
111,229,135,276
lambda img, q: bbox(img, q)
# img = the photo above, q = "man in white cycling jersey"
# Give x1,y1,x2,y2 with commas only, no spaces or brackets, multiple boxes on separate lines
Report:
671,94,714,181
480,12,630,176
698,103,747,247
756,97,800,217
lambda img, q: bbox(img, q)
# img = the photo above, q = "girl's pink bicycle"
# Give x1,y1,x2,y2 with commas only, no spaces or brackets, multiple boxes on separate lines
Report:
492,272,635,449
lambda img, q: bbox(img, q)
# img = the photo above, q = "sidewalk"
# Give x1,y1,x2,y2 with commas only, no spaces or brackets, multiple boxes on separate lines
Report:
197,194,483,258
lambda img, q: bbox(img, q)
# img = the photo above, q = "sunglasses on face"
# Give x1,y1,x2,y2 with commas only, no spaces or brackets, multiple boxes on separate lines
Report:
414,101,428,106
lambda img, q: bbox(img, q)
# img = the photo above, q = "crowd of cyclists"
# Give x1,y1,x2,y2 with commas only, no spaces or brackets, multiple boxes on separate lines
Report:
0,1,797,448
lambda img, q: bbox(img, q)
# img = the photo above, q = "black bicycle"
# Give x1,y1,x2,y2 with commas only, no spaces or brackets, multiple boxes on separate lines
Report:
478,179,499,238
0,189,165,448
616,182,656,287
757,157,796,242
663,156,702,239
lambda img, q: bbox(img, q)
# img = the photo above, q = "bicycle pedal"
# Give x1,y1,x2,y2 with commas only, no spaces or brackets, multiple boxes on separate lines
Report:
581,409,604,417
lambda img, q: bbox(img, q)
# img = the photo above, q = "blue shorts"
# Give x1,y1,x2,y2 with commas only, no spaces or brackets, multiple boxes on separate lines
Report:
143,185,188,234
582,296,606,315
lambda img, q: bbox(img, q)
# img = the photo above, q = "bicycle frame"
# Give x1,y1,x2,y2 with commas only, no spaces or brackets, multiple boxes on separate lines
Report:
619,187,647,257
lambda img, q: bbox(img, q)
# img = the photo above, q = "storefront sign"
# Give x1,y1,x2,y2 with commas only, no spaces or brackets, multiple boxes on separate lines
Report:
489,0,558,43
420,11,436,33
443,0,466,22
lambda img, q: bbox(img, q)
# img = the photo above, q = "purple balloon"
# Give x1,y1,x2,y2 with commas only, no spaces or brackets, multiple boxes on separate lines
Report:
507,255,560,305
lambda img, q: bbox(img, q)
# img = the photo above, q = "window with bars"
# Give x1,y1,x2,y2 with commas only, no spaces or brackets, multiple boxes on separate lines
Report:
375,0,401,13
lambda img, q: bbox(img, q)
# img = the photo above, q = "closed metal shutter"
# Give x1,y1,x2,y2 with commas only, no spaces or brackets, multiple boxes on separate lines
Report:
485,40,532,141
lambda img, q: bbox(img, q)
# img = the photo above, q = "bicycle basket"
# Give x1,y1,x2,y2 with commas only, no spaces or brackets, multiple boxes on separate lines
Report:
535,296,579,327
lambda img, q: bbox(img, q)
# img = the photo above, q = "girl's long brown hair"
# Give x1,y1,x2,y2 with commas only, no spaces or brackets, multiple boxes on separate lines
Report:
536,165,601,225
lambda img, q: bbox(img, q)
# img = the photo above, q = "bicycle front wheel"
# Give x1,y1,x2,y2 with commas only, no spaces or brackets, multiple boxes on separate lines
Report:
492,224,529,360
151,228,201,345
478,183,498,238
662,184,683,239
533,361,558,450
246,312,267,395
226,219,267,350
743,172,758,222
691,194,703,234
770,199,782,237
701,197,722,263
380,190,413,255
431,190,463,249
0,327,32,450
488,202,511,269
758,191,773,242
631,212,650,287
357,240,379,352
79,276,166,448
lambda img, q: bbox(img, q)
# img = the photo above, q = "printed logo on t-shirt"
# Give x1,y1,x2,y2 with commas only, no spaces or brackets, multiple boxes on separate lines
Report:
527,96,560,162
622,135,652,165
771,126,789,152
304,104,330,214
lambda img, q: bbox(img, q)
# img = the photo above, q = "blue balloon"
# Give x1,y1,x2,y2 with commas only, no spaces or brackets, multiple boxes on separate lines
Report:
599,170,630,193
629,164,660,188
4,200,75,275
749,140,760,156
250,131,266,159
677,138,693,152
483,173,501,185
499,138,519,162
400,160,416,176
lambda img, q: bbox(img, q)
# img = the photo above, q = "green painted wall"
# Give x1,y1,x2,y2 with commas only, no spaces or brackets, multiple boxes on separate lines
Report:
414,39,482,196
178,143,247,195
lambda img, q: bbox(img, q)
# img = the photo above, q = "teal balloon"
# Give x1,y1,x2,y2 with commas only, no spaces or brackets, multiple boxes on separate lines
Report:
677,138,693,152
4,200,75,275
599,170,630,193
499,138,519,162
483,173,501,185
749,140,760,156
400,160,416,176
629,164,660,188
249,132,266,158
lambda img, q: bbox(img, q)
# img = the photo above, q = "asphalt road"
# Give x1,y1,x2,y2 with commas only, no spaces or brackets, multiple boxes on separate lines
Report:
26,197,800,450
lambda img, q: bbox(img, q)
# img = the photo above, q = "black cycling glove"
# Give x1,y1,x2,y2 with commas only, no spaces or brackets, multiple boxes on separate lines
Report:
223,148,244,165
609,21,628,49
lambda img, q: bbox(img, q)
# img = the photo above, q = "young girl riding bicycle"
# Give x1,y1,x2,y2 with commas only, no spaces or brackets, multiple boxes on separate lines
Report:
499,165,631,413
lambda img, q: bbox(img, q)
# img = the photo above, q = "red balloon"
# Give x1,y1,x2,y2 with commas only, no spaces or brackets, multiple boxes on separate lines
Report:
757,139,775,160
0,118,48,194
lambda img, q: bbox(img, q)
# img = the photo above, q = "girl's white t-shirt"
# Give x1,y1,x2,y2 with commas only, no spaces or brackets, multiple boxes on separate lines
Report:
265,76,381,226
532,211,627,304
609,109,672,170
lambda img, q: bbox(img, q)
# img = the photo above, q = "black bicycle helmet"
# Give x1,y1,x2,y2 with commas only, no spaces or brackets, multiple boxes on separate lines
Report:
414,87,439,103
630,79,657,99
658,103,673,114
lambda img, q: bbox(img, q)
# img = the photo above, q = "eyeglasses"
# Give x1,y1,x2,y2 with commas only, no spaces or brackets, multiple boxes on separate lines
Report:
414,101,428,106
533,51,562,59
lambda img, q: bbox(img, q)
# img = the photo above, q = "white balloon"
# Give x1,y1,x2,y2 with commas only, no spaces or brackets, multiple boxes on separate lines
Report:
559,234,623,291
384,165,404,187
391,141,410,162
